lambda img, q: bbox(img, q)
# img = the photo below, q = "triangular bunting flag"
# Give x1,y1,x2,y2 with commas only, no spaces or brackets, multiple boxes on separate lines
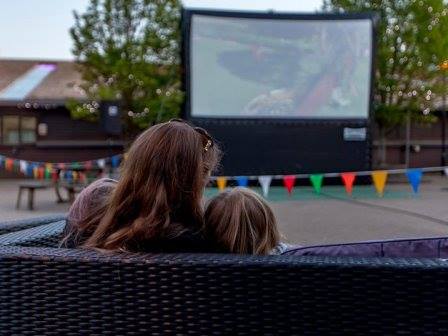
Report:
236,176,248,187
38,167,45,180
216,177,227,191
341,172,356,196
26,164,33,177
444,167,448,177
111,155,120,168
310,174,324,194
72,162,81,170
283,175,296,195
371,170,388,197
5,159,14,171
45,167,52,179
84,161,93,170
406,169,423,194
97,159,106,169
33,166,39,179
258,176,272,198
19,160,27,174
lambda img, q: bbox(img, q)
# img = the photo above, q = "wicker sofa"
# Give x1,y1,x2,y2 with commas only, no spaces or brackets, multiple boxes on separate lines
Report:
1,217,448,335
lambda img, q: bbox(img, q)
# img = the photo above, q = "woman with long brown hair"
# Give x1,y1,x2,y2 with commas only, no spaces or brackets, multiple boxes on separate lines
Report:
61,119,221,252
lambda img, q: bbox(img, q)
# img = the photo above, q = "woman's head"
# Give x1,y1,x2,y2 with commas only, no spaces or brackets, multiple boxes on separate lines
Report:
85,119,221,251
204,187,279,255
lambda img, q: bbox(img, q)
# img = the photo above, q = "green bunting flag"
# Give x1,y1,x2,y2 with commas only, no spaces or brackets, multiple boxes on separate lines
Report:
310,174,324,194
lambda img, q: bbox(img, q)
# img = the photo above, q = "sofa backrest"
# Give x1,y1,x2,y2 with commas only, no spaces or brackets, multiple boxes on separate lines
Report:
1,245,448,335
284,236,448,258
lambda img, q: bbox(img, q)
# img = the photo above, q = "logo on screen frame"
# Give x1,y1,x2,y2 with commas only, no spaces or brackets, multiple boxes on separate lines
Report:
343,127,367,141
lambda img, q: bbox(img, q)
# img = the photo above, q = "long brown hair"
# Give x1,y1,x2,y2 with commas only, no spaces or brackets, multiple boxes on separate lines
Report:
204,187,280,255
84,119,220,251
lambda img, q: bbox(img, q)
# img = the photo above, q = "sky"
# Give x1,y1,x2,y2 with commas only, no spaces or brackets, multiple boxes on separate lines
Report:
0,0,323,60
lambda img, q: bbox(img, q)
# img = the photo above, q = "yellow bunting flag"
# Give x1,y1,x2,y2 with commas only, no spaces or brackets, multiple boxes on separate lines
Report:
33,167,39,179
216,177,227,191
371,170,388,197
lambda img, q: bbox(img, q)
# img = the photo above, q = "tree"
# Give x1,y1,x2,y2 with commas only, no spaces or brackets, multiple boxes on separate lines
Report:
69,0,183,135
323,0,448,165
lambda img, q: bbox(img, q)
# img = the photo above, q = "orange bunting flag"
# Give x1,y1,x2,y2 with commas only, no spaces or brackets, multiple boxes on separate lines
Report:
341,172,356,196
216,177,227,191
283,175,296,195
5,159,14,171
371,170,388,197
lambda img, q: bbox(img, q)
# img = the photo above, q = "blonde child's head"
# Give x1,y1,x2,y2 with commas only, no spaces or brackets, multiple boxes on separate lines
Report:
204,187,279,255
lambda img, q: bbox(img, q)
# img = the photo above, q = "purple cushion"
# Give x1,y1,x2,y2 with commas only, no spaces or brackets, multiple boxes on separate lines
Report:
283,237,448,258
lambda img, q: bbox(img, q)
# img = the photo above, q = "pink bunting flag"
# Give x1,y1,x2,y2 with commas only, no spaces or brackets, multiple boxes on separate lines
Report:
341,172,356,196
283,175,296,195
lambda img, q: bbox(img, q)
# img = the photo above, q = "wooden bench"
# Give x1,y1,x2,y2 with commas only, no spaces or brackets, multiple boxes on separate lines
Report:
16,182,50,210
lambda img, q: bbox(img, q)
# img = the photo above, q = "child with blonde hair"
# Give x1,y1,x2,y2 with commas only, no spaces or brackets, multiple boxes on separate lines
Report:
205,187,288,255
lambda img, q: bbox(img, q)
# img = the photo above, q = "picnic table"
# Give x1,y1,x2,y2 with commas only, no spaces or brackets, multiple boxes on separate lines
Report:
16,167,104,210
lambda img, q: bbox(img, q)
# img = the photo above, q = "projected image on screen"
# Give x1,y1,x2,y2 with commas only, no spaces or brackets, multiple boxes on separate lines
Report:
190,15,372,119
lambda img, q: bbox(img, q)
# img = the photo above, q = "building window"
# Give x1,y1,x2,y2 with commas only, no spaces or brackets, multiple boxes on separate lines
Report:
2,116,20,145
0,115,37,145
21,116,37,143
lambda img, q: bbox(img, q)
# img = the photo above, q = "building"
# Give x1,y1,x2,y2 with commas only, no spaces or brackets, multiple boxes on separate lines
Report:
0,59,123,164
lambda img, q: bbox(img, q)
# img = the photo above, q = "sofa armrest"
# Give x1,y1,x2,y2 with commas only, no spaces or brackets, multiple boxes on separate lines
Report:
0,214,66,235
0,220,66,248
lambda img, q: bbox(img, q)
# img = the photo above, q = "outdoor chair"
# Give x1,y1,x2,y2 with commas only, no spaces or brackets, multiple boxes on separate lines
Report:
0,216,448,335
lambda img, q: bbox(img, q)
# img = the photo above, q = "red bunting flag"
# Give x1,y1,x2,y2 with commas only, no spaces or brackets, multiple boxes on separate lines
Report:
283,175,296,195
341,172,356,196
38,167,45,180
51,170,59,182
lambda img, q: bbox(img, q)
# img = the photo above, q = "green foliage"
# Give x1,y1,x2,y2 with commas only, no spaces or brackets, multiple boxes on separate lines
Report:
70,0,182,134
323,0,448,128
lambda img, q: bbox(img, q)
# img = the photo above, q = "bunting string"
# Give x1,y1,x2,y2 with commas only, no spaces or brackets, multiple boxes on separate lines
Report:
0,154,123,182
1,152,447,197
209,166,448,197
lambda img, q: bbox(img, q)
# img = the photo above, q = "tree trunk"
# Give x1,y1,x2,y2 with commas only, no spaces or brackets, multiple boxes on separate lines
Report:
405,112,411,168
379,126,387,167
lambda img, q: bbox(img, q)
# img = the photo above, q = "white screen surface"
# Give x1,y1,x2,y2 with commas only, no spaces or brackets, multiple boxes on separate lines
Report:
190,14,372,119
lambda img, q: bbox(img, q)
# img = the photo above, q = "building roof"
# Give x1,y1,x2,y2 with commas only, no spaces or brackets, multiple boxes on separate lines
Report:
0,59,86,102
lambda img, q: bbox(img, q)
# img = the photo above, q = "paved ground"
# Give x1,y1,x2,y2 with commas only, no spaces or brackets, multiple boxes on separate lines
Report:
1,175,448,246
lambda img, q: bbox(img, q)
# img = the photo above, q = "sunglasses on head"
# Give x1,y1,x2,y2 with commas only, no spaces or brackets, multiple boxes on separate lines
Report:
168,118,213,152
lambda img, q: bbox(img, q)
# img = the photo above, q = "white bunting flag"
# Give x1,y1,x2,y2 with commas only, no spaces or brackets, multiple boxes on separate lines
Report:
258,175,273,198
97,159,106,169
445,167,448,177
19,160,27,174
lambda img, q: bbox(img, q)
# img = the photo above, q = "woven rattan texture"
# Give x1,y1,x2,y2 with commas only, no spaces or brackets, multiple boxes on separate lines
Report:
0,214,65,235
0,220,65,248
0,243,448,335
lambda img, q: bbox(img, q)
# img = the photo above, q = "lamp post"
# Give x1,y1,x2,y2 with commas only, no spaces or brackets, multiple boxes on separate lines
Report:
440,60,448,168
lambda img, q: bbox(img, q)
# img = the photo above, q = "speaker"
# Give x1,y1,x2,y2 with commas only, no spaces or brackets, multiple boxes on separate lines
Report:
100,101,122,136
